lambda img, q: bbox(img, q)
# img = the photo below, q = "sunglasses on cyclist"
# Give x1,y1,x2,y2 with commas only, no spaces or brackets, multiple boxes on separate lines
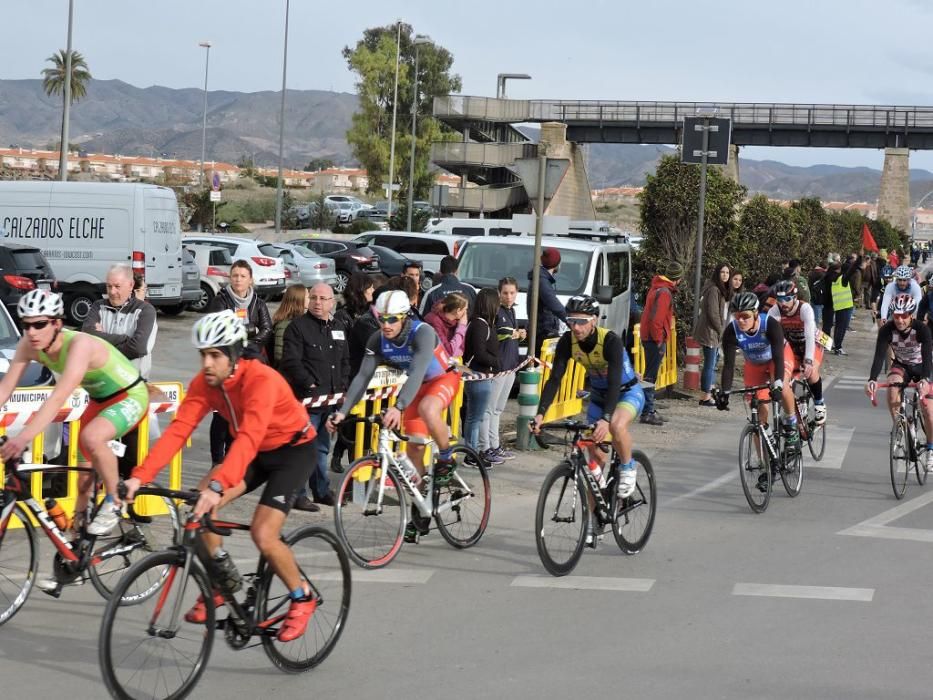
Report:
732,312,755,322
893,312,913,320
377,313,407,325
21,319,52,331
566,317,592,326
776,294,795,302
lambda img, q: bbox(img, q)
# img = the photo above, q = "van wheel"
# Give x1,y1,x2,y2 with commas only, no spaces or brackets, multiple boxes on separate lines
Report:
421,273,434,293
334,271,350,294
66,289,97,325
189,284,214,313
159,304,186,317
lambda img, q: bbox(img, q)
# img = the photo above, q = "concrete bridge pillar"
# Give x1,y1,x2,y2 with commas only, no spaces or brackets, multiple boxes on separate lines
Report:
719,144,740,183
877,147,911,234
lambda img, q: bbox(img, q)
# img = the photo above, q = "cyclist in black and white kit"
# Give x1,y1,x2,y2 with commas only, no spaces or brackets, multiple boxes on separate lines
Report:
866,293,933,472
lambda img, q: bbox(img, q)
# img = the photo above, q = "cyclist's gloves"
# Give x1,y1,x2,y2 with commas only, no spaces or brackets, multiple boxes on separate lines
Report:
770,379,784,402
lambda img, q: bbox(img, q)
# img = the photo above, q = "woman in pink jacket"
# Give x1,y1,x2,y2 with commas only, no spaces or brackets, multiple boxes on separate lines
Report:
425,291,469,358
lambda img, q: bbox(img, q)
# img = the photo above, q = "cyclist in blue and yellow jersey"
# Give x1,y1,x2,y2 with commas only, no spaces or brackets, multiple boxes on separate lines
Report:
531,295,645,499
0,289,149,537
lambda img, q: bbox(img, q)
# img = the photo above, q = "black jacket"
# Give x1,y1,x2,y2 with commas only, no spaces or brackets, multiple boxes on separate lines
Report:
527,266,566,339
465,317,499,374
279,312,350,402
209,287,273,357
419,273,477,315
348,310,380,376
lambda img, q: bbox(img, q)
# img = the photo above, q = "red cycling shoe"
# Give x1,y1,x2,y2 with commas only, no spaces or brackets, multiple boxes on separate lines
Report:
185,590,226,624
277,597,317,642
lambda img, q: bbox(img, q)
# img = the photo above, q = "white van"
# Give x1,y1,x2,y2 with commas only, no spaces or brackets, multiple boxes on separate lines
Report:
456,234,632,340
426,217,517,237
0,182,183,323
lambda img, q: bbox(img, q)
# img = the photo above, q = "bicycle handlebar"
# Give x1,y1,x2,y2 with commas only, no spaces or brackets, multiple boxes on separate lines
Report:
334,413,415,442
867,381,931,407
120,482,231,536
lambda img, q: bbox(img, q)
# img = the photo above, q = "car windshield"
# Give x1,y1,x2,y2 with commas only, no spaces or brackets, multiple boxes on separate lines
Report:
0,307,19,349
458,243,591,295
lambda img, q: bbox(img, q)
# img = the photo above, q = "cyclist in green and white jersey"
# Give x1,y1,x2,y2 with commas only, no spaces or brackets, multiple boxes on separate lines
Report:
0,290,149,535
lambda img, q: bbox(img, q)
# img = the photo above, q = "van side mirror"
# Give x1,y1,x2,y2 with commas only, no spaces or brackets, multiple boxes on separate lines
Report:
596,285,613,304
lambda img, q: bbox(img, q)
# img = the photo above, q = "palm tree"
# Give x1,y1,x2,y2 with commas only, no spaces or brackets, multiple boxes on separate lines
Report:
41,49,92,103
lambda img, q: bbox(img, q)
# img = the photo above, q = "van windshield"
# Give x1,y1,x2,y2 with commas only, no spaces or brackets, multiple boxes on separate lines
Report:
458,243,591,295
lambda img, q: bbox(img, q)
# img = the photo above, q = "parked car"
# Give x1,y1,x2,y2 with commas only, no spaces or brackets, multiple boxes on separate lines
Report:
350,231,467,290
183,244,233,312
367,244,431,291
182,234,286,299
0,242,56,324
286,238,380,293
325,195,369,208
159,247,201,316
258,243,338,288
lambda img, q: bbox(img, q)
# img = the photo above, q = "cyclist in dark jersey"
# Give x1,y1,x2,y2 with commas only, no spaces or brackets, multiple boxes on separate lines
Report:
866,293,933,472
0,289,148,536
531,295,645,500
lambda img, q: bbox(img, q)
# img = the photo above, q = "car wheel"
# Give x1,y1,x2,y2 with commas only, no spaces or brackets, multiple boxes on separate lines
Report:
159,303,187,317
190,283,214,313
66,288,97,325
421,273,434,293
334,270,350,294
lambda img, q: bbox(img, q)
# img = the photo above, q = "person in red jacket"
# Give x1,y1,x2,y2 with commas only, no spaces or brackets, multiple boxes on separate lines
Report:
639,261,683,425
123,310,317,643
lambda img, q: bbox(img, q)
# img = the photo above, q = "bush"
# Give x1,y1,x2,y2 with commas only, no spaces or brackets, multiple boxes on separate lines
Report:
347,218,380,235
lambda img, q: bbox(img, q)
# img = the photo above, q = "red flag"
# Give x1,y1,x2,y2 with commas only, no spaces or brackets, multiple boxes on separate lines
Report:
861,223,879,253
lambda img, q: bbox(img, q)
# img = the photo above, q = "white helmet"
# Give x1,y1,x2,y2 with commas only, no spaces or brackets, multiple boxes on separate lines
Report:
374,290,410,316
17,289,64,319
191,310,248,350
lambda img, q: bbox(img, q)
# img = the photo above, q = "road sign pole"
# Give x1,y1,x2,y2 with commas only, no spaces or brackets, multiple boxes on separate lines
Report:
527,149,548,362
692,118,711,325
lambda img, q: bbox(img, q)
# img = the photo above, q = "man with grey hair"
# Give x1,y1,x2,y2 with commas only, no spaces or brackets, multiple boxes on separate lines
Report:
279,282,349,511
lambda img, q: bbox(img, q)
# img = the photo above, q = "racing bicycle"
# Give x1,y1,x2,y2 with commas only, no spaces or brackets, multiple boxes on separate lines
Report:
869,381,929,499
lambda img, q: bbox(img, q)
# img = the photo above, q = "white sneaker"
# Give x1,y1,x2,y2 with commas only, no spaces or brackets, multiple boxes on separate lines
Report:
617,465,638,498
925,450,933,474
814,403,827,426
87,502,123,536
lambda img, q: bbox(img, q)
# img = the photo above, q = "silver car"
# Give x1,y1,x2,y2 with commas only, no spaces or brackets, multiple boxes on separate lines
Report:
183,244,233,312
259,243,338,288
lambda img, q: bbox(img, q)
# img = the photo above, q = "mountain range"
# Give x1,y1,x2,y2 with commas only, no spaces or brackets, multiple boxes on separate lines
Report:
3,78,933,202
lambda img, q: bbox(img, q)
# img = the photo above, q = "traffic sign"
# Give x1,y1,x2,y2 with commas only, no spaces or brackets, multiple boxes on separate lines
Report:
507,157,570,203
209,190,222,202
211,172,221,192
682,117,732,165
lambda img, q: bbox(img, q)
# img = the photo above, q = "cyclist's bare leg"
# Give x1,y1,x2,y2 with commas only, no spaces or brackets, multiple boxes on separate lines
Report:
78,417,119,501
887,384,903,422
609,410,635,464
251,504,304,593
408,394,450,475
73,468,95,524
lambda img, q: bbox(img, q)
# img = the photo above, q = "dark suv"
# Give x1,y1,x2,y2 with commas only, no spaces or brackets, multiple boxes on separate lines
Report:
0,242,56,322
286,238,380,293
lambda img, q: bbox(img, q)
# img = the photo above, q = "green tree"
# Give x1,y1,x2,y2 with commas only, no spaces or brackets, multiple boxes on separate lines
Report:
636,154,746,339
309,191,336,231
304,157,335,172
389,203,429,231
735,194,798,285
343,24,461,198
788,197,834,269
41,49,92,103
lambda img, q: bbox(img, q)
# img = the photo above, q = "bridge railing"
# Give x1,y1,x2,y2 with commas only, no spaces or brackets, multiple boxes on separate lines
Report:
430,141,537,166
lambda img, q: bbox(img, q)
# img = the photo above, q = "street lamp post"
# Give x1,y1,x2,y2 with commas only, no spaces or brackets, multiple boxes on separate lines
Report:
406,35,432,232
386,21,402,222
496,72,530,99
198,41,211,190
58,0,75,181
274,0,290,234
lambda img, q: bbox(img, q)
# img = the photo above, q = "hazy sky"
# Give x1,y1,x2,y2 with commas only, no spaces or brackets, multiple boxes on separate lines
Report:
4,0,933,170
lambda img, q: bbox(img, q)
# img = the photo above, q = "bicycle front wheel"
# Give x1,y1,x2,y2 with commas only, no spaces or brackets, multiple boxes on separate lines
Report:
780,445,804,497
890,420,910,499
0,502,37,627
89,497,181,603
334,457,406,569
739,424,770,513
612,450,657,554
259,525,351,673
434,445,491,549
99,550,214,700
535,461,587,576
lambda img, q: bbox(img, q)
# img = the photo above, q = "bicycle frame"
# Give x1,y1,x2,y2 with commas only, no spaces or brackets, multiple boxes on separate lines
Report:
568,435,617,525
871,382,927,456
740,384,784,466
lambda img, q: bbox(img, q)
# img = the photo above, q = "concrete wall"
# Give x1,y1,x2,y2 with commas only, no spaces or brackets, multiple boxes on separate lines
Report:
877,147,911,234
537,122,597,220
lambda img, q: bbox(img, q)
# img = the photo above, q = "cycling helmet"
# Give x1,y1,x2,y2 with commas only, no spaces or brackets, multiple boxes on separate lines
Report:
730,291,760,313
894,265,913,281
891,293,918,316
773,280,798,298
191,310,248,354
17,289,64,319
565,295,600,317
374,290,411,316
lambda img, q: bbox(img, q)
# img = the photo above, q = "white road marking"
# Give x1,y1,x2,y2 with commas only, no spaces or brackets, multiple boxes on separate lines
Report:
807,425,855,470
838,488,933,542
665,470,735,506
349,568,435,584
732,583,874,602
511,575,655,592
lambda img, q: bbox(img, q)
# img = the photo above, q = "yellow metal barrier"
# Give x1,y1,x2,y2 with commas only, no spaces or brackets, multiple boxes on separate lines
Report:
539,337,586,422
1,381,185,527
630,322,678,390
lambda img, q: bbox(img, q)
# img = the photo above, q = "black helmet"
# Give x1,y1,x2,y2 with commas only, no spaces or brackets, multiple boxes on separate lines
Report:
773,279,798,298
730,291,760,313
565,295,600,316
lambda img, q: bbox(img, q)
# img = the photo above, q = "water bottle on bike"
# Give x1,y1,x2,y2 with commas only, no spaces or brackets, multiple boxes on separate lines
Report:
396,453,421,487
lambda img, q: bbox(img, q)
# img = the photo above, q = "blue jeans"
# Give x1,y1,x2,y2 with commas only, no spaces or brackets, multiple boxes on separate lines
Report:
301,410,332,501
463,379,495,451
812,304,823,327
641,340,665,415
701,345,719,394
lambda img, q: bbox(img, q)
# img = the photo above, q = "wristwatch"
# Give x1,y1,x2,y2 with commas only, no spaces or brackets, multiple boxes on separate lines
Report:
207,480,224,496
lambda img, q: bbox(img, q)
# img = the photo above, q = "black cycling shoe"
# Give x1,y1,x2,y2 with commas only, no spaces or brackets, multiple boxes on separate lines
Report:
756,472,770,493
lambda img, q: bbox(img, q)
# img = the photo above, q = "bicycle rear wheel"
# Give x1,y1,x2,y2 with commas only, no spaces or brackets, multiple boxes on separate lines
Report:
612,450,656,554
334,457,405,569
915,412,928,485
780,446,804,497
99,550,213,700
259,525,351,673
434,445,491,548
535,460,587,576
739,424,770,513
890,419,910,499
0,502,37,627
89,497,180,603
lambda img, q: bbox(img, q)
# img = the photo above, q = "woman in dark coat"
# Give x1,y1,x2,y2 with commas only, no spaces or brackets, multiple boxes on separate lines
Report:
693,263,732,406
